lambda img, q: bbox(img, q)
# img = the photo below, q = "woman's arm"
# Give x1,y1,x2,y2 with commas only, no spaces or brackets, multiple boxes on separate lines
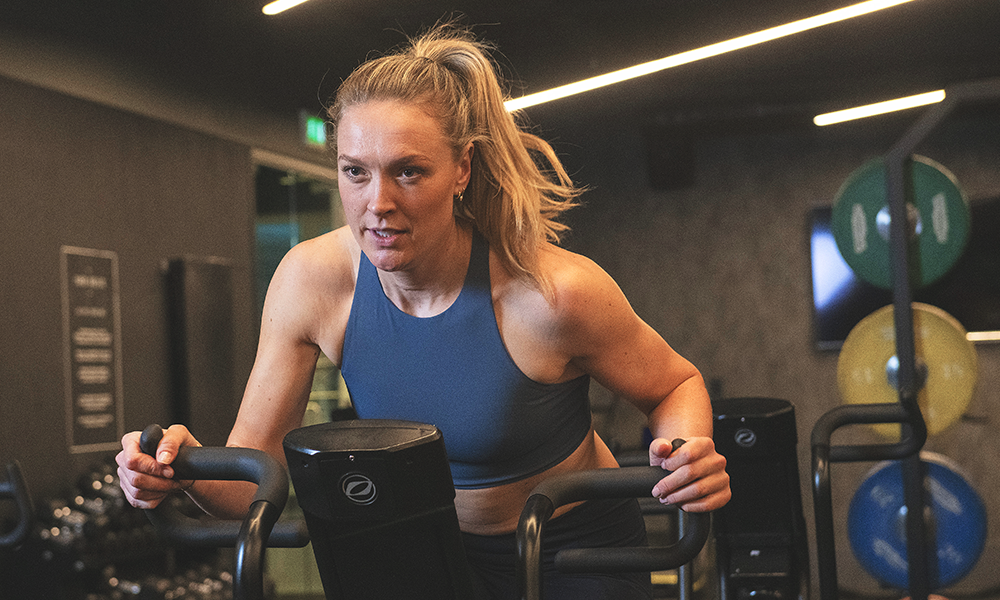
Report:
552,250,731,512
116,294,318,518
117,230,357,518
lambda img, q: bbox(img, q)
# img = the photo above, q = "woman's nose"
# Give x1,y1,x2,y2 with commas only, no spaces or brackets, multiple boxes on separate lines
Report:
366,178,395,215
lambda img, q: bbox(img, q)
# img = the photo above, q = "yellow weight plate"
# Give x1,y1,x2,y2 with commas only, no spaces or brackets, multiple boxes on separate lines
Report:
837,303,977,438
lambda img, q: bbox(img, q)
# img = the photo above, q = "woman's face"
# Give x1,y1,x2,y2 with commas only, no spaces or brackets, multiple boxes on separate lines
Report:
337,99,471,274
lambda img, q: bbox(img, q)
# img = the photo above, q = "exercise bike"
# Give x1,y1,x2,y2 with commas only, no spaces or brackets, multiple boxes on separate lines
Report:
139,419,711,600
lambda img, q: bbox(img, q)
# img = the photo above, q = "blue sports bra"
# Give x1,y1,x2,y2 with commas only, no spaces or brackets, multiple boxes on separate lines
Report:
340,232,592,489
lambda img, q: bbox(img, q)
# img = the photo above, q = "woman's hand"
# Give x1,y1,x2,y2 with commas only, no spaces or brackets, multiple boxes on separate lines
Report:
115,424,200,509
648,436,730,512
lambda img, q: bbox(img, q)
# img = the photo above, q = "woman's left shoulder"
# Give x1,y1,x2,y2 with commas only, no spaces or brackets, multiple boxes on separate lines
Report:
507,245,632,347
490,243,623,320
538,244,622,303
491,244,627,379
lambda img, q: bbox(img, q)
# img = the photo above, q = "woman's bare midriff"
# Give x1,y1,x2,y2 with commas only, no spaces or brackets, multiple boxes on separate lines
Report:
453,429,624,536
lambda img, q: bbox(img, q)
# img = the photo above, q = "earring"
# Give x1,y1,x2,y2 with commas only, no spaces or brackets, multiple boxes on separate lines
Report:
453,189,474,220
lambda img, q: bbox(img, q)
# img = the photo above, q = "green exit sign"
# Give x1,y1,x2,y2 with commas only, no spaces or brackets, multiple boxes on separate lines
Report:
300,111,327,147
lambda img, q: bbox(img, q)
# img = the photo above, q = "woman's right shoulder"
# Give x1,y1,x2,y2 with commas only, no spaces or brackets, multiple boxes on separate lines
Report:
270,227,359,299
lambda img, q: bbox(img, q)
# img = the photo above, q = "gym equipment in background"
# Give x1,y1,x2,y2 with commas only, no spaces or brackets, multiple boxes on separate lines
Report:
139,420,711,600
1,458,230,598
164,256,238,448
0,461,33,549
831,155,970,290
837,303,978,438
812,77,1000,600
847,452,986,590
712,397,810,600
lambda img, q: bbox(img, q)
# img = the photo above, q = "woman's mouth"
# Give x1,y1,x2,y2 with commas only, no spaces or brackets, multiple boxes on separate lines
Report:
368,228,402,244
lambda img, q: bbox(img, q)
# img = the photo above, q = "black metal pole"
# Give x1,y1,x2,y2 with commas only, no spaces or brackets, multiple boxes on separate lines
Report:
811,402,926,600
885,93,955,600
812,444,838,600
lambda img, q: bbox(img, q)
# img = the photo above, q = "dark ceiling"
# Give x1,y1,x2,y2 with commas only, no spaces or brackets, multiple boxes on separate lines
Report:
5,0,1000,128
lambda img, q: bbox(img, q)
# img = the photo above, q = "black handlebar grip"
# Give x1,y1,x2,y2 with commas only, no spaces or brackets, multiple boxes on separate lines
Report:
139,423,164,457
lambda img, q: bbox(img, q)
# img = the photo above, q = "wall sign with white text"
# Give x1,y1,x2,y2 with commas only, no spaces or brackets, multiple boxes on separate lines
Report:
61,246,124,453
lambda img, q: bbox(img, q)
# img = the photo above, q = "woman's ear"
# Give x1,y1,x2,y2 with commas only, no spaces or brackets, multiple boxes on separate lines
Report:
455,141,474,193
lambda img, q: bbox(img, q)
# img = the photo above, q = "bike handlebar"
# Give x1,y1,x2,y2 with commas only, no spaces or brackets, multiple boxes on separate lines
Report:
138,425,309,600
516,440,711,600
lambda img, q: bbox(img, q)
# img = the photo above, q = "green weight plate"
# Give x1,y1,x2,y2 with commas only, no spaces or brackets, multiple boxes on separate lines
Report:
831,155,970,289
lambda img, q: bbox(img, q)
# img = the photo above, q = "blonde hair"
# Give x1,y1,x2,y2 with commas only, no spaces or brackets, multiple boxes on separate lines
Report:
328,24,583,291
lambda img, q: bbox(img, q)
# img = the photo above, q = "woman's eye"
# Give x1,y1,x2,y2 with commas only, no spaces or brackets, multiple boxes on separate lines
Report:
342,166,363,178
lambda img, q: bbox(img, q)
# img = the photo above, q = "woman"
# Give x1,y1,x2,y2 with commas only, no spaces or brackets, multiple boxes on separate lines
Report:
117,25,730,599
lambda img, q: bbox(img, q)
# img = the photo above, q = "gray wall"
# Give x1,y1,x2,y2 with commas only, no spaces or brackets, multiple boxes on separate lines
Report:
0,74,258,498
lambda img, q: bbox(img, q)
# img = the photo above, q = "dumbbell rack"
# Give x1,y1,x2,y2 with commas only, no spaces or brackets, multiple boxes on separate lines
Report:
811,77,1000,600
0,459,241,599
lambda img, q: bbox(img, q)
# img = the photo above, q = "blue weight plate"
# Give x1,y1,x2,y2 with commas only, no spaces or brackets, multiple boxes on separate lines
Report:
847,453,987,590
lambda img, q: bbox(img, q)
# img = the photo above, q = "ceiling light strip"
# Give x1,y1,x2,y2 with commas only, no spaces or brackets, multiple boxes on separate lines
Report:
504,0,918,111
813,89,946,125
263,0,311,16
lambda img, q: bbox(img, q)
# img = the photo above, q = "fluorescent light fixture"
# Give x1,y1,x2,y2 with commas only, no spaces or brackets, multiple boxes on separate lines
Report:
262,0,311,16
967,331,1000,342
813,89,946,125
504,0,918,111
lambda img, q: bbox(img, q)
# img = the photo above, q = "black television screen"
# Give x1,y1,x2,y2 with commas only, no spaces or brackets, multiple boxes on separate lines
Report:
809,196,1000,350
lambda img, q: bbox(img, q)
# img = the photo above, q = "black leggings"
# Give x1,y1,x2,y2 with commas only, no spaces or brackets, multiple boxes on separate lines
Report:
461,497,653,600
